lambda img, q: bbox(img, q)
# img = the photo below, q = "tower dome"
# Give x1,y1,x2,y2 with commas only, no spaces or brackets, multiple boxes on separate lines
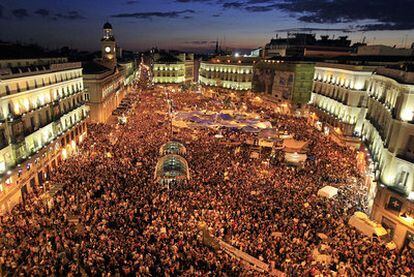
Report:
103,22,112,29
102,22,115,41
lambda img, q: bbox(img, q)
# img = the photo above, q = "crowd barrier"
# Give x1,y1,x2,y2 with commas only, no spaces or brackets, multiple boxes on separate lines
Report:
218,240,285,277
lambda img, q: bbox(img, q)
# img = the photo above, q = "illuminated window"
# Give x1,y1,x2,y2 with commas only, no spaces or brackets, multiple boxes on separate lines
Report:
397,171,409,187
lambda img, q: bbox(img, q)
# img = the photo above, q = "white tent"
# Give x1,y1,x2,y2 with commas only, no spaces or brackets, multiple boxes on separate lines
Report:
172,120,189,128
312,248,332,264
283,139,308,153
280,134,293,139
284,152,307,164
348,212,388,238
317,186,338,199
258,139,274,148
255,121,272,129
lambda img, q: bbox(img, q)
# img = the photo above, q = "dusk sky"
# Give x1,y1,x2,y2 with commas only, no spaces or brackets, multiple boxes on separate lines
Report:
1,0,414,52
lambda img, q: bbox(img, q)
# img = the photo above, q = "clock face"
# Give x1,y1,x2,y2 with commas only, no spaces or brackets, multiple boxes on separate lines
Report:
105,46,111,53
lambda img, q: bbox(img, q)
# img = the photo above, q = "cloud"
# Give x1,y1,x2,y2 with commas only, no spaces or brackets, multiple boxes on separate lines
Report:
217,0,414,31
176,0,211,2
32,9,85,20
184,40,216,45
212,13,221,17
35,9,50,17
177,0,277,15
246,0,276,3
183,15,193,19
126,0,138,4
54,11,85,20
111,9,195,19
276,0,414,31
222,1,245,8
12,8,29,19
245,4,276,12
275,27,352,33
220,0,278,12
355,23,409,31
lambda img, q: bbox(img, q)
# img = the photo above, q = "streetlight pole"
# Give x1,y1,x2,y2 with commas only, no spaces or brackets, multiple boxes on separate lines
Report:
166,90,173,139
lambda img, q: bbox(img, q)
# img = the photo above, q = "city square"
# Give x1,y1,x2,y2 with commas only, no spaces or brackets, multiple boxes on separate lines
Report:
0,81,411,275
0,0,414,275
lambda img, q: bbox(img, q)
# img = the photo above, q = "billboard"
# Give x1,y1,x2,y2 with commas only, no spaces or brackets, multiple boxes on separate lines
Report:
272,71,294,100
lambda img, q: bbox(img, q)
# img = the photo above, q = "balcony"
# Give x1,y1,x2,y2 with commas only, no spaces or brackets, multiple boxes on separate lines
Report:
10,133,25,144
1,76,82,97
11,104,86,143
0,113,88,179
23,126,35,137
313,90,347,105
0,140,9,150
376,67,414,85
365,115,386,141
7,90,85,122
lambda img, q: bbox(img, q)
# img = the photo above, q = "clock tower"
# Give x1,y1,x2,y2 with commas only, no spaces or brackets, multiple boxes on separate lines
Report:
101,22,116,67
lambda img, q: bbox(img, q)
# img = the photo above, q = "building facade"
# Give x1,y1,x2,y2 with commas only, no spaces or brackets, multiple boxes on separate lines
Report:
0,59,89,213
83,65,125,123
263,33,352,59
278,62,314,105
309,63,373,144
83,22,136,123
0,57,68,69
119,60,138,86
101,22,117,68
362,66,414,249
199,57,257,91
252,61,275,95
357,45,414,57
152,52,194,84
253,60,314,105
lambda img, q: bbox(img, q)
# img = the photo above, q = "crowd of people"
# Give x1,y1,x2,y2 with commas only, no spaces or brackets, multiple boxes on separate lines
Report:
0,85,412,276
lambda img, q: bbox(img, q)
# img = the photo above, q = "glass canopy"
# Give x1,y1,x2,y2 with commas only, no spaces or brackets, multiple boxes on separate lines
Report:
159,141,186,155
155,154,189,181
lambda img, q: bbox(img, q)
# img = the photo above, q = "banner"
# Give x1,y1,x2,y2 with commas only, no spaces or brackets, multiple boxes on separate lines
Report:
386,197,403,212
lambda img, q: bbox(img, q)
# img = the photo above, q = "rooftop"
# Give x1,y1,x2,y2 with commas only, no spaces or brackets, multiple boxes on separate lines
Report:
206,56,259,65
375,64,414,85
0,62,81,79
385,63,414,72
0,42,63,60
315,62,375,72
82,61,112,74
155,54,182,64
103,22,112,29
266,33,352,48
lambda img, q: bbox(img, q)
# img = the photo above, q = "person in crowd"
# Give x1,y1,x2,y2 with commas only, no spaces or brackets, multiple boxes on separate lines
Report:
0,87,412,276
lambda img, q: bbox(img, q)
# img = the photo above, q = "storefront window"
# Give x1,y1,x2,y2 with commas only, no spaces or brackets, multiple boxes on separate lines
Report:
381,217,396,240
